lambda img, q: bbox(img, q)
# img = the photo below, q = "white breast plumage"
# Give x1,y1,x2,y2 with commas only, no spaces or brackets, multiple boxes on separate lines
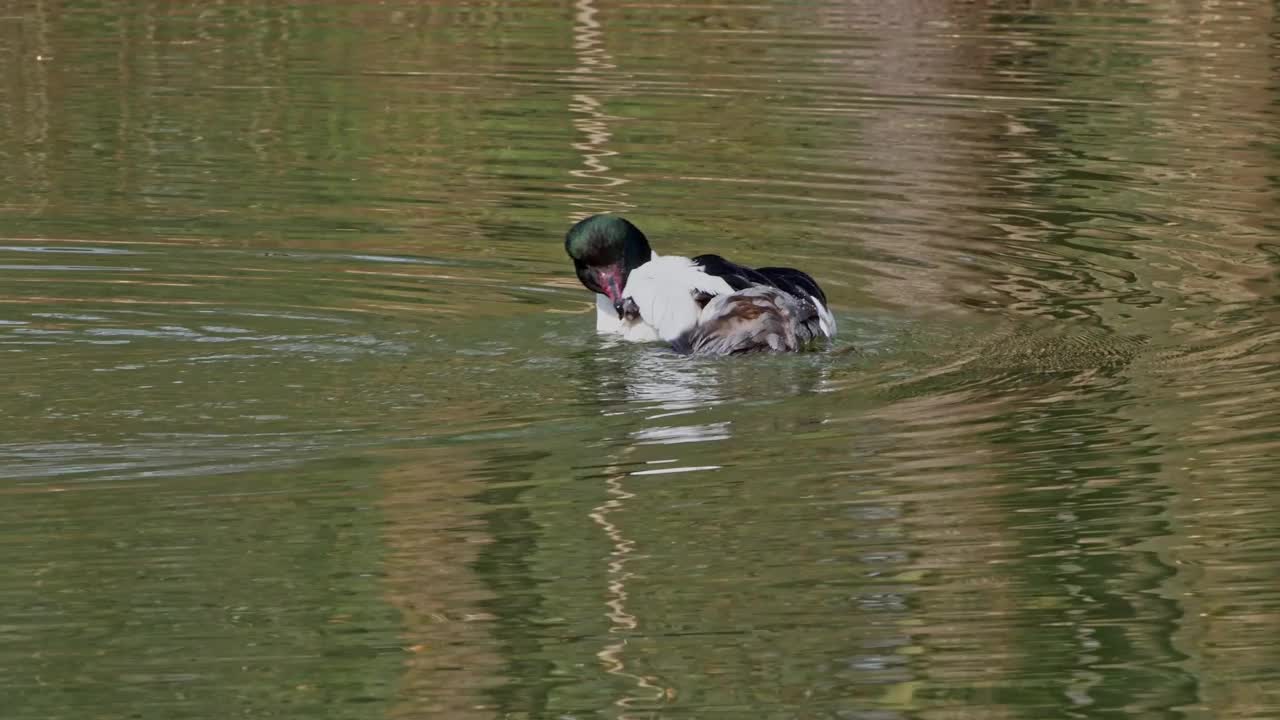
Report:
620,256,735,342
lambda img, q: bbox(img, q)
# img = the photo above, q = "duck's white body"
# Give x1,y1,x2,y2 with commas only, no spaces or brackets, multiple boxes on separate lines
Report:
620,256,736,342
597,254,836,353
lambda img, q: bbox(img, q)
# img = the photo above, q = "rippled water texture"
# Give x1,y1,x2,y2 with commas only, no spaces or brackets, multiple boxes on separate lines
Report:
3,1,1280,718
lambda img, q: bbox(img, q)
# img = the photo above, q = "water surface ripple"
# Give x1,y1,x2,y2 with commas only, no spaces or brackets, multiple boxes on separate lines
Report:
2,1,1279,718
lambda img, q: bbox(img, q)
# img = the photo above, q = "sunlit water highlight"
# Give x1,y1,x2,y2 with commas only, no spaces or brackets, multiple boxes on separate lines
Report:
2,1,1279,718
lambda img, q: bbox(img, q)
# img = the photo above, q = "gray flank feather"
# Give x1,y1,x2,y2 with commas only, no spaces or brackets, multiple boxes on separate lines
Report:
672,286,822,356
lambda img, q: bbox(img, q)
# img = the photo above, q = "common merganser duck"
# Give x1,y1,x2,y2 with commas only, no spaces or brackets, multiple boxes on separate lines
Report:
564,215,836,355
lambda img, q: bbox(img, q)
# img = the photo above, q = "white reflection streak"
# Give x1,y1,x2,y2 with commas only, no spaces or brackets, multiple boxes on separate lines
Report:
567,0,633,213
631,422,731,446
588,473,670,715
574,3,668,712
630,465,721,476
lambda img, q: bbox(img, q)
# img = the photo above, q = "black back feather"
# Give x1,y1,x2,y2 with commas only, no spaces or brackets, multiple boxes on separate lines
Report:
692,254,827,305
754,267,827,306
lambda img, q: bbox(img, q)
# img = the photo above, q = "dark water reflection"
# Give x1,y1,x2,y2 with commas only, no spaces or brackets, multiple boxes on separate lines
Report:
3,1,1280,718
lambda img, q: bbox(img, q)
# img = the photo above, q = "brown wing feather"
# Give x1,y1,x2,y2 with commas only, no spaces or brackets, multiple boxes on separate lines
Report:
672,287,818,356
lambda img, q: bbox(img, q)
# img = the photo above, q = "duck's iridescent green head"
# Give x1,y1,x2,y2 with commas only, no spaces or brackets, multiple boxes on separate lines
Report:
564,215,653,311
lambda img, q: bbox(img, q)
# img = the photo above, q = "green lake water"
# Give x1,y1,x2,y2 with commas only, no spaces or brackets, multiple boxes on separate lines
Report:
3,1,1280,718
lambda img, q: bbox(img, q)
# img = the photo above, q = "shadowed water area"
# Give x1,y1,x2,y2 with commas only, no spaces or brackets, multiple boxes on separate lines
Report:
2,1,1280,718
